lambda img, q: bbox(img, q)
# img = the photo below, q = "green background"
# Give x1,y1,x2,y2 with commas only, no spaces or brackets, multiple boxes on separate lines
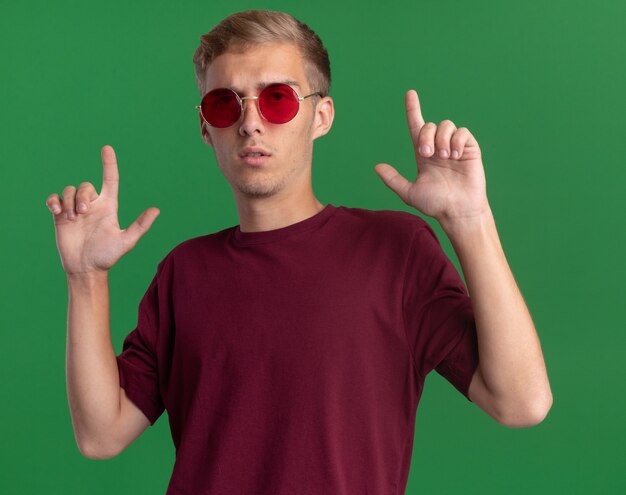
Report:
2,0,624,493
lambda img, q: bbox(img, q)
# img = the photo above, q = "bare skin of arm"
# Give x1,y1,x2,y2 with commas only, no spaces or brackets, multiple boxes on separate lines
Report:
47,145,160,458
375,90,552,427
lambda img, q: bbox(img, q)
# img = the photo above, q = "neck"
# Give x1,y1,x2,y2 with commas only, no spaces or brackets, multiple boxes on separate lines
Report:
233,188,325,233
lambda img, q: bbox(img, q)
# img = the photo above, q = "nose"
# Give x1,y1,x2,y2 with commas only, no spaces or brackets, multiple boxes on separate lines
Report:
238,96,265,137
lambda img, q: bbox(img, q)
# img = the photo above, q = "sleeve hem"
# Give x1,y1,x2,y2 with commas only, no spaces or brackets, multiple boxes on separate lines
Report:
117,356,164,425
434,308,480,401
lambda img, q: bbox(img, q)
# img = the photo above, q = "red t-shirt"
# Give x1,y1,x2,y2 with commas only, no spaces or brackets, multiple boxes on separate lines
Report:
116,204,479,494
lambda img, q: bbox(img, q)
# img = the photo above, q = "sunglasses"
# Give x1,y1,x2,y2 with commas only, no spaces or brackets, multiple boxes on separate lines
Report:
196,83,322,128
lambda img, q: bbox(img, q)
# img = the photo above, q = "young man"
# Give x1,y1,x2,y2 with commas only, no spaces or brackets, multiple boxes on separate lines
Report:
47,10,552,494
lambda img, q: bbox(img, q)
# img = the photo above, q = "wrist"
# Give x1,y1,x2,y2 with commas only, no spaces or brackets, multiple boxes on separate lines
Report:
67,270,109,290
438,204,495,239
438,207,503,272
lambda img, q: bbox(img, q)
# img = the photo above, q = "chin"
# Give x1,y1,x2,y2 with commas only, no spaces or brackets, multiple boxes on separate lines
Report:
235,180,283,198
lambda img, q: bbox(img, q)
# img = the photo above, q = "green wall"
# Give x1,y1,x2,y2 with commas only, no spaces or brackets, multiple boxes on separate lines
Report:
2,0,624,493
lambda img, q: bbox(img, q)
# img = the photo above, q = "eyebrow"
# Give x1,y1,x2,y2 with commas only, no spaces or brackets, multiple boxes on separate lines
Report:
228,80,301,94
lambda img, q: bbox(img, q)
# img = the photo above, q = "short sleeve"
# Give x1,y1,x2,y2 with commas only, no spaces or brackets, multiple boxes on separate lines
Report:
116,274,165,425
402,222,479,400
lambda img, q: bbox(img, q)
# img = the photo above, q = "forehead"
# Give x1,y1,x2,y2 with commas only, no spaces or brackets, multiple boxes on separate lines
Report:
203,42,309,94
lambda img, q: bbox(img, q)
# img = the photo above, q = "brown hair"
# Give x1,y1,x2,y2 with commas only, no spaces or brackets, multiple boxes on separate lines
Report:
192,10,331,97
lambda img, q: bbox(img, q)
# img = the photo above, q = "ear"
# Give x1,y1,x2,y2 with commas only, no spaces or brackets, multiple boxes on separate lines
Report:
199,114,214,147
311,96,335,140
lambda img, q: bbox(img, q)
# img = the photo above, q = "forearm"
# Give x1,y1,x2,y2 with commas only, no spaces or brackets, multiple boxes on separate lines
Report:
65,271,122,457
440,207,552,423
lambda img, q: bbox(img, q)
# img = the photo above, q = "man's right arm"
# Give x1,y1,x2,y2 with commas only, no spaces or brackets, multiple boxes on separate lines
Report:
46,145,160,459
66,271,150,459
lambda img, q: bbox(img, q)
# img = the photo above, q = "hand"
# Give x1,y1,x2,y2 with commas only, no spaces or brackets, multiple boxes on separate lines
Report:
374,90,490,227
45,145,160,275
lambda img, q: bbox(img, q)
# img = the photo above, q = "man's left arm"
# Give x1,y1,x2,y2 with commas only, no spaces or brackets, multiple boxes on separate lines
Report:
375,90,552,428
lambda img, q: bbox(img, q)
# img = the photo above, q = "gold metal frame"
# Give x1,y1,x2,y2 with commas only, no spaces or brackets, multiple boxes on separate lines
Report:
195,84,322,128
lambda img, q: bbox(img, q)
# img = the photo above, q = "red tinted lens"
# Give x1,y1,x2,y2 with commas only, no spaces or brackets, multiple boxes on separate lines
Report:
258,84,300,124
201,88,241,128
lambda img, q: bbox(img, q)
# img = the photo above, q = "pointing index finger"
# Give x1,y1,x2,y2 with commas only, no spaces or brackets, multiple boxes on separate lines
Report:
101,144,119,199
405,89,425,143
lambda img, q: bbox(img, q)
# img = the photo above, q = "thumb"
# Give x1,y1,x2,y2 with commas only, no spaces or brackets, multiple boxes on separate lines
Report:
374,163,413,205
123,207,160,245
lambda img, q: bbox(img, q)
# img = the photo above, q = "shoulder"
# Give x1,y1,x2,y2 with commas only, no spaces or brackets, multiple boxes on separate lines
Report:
331,205,446,262
333,204,434,239
154,225,235,274
173,226,234,253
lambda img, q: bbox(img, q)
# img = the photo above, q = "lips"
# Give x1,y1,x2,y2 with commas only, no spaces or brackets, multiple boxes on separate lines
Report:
239,147,271,158
238,146,271,166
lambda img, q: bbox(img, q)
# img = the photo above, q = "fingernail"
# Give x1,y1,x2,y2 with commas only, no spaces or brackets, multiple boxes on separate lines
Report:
421,145,432,155
78,202,87,212
52,206,61,214
451,150,460,159
440,149,449,158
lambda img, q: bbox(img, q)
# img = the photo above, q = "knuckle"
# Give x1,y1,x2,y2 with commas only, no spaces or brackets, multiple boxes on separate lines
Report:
436,132,449,145
453,128,466,139
419,123,435,139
